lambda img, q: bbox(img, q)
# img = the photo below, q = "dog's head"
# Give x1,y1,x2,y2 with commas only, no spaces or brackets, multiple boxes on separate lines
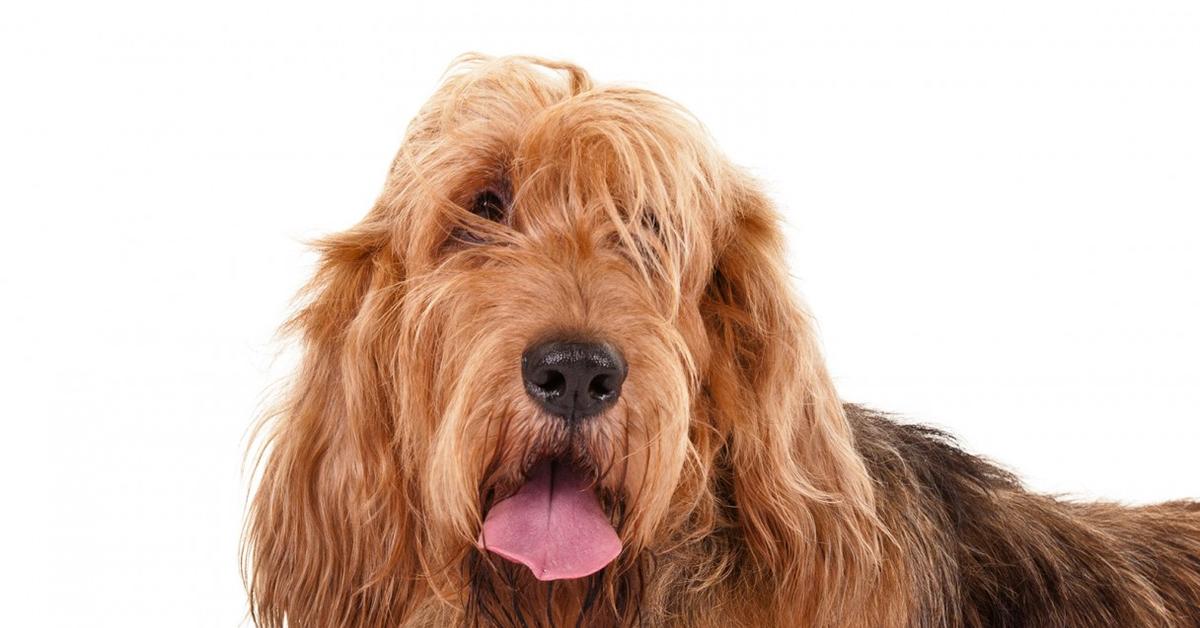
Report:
246,56,884,627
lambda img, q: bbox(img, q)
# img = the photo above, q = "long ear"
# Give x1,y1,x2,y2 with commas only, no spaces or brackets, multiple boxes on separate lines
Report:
701,176,885,623
243,218,421,628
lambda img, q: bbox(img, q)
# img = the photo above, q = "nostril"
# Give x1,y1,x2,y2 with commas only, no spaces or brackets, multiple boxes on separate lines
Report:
533,369,566,397
588,373,615,401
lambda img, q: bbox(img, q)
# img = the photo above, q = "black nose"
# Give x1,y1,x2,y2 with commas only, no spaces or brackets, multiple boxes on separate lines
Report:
522,341,627,421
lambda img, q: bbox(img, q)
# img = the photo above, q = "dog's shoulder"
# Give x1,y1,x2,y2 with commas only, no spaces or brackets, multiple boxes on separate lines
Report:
844,403,1020,501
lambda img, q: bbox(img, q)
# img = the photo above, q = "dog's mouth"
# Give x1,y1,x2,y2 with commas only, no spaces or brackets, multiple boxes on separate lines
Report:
478,458,621,581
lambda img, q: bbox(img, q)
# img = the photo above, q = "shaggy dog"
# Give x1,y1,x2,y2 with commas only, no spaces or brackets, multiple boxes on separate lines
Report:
244,56,1200,627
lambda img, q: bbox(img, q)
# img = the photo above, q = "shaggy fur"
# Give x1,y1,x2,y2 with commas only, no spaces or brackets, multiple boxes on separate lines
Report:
243,55,1200,627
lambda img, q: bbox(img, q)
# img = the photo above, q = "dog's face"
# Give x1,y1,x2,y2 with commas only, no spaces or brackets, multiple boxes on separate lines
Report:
396,83,721,564
247,56,881,627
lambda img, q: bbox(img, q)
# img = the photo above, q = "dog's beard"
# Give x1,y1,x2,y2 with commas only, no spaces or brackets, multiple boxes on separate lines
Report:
479,436,624,581
432,369,691,626
465,427,651,627
441,412,610,625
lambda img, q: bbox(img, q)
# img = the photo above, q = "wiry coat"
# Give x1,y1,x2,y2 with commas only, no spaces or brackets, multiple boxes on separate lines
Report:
852,406,1200,627
243,55,1200,627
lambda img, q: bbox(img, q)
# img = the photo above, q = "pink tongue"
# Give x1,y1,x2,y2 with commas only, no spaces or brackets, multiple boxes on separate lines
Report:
479,460,621,581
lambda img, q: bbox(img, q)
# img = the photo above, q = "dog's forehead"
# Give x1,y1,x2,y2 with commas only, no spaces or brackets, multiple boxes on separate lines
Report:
455,97,729,226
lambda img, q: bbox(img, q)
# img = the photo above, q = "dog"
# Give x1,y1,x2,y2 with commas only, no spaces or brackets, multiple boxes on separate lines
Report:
243,55,1200,627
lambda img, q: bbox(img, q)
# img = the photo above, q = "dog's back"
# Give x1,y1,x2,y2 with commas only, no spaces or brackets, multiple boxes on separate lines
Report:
849,405,1200,626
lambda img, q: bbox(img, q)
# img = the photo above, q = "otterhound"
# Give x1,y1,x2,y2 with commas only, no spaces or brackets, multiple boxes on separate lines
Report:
244,56,1200,627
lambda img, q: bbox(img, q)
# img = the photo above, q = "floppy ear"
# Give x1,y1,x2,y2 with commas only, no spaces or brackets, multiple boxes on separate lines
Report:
244,217,422,628
700,176,884,622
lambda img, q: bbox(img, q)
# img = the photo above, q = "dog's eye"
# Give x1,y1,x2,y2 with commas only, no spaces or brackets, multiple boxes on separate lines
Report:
471,191,507,223
447,186,511,248
642,212,662,237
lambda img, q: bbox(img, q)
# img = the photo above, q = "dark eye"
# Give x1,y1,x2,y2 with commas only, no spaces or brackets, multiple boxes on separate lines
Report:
641,211,662,237
471,190,507,222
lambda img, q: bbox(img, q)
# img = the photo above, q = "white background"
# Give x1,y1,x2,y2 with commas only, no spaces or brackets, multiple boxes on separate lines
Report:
3,1,1197,626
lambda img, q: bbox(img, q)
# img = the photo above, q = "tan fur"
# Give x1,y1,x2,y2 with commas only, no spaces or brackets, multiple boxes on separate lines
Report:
243,55,1200,627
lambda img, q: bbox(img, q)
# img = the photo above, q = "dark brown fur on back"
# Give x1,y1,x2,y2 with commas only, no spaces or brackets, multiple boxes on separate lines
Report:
849,405,1200,627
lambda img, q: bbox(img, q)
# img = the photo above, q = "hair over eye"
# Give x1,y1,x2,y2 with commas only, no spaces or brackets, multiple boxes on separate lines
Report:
471,190,507,223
